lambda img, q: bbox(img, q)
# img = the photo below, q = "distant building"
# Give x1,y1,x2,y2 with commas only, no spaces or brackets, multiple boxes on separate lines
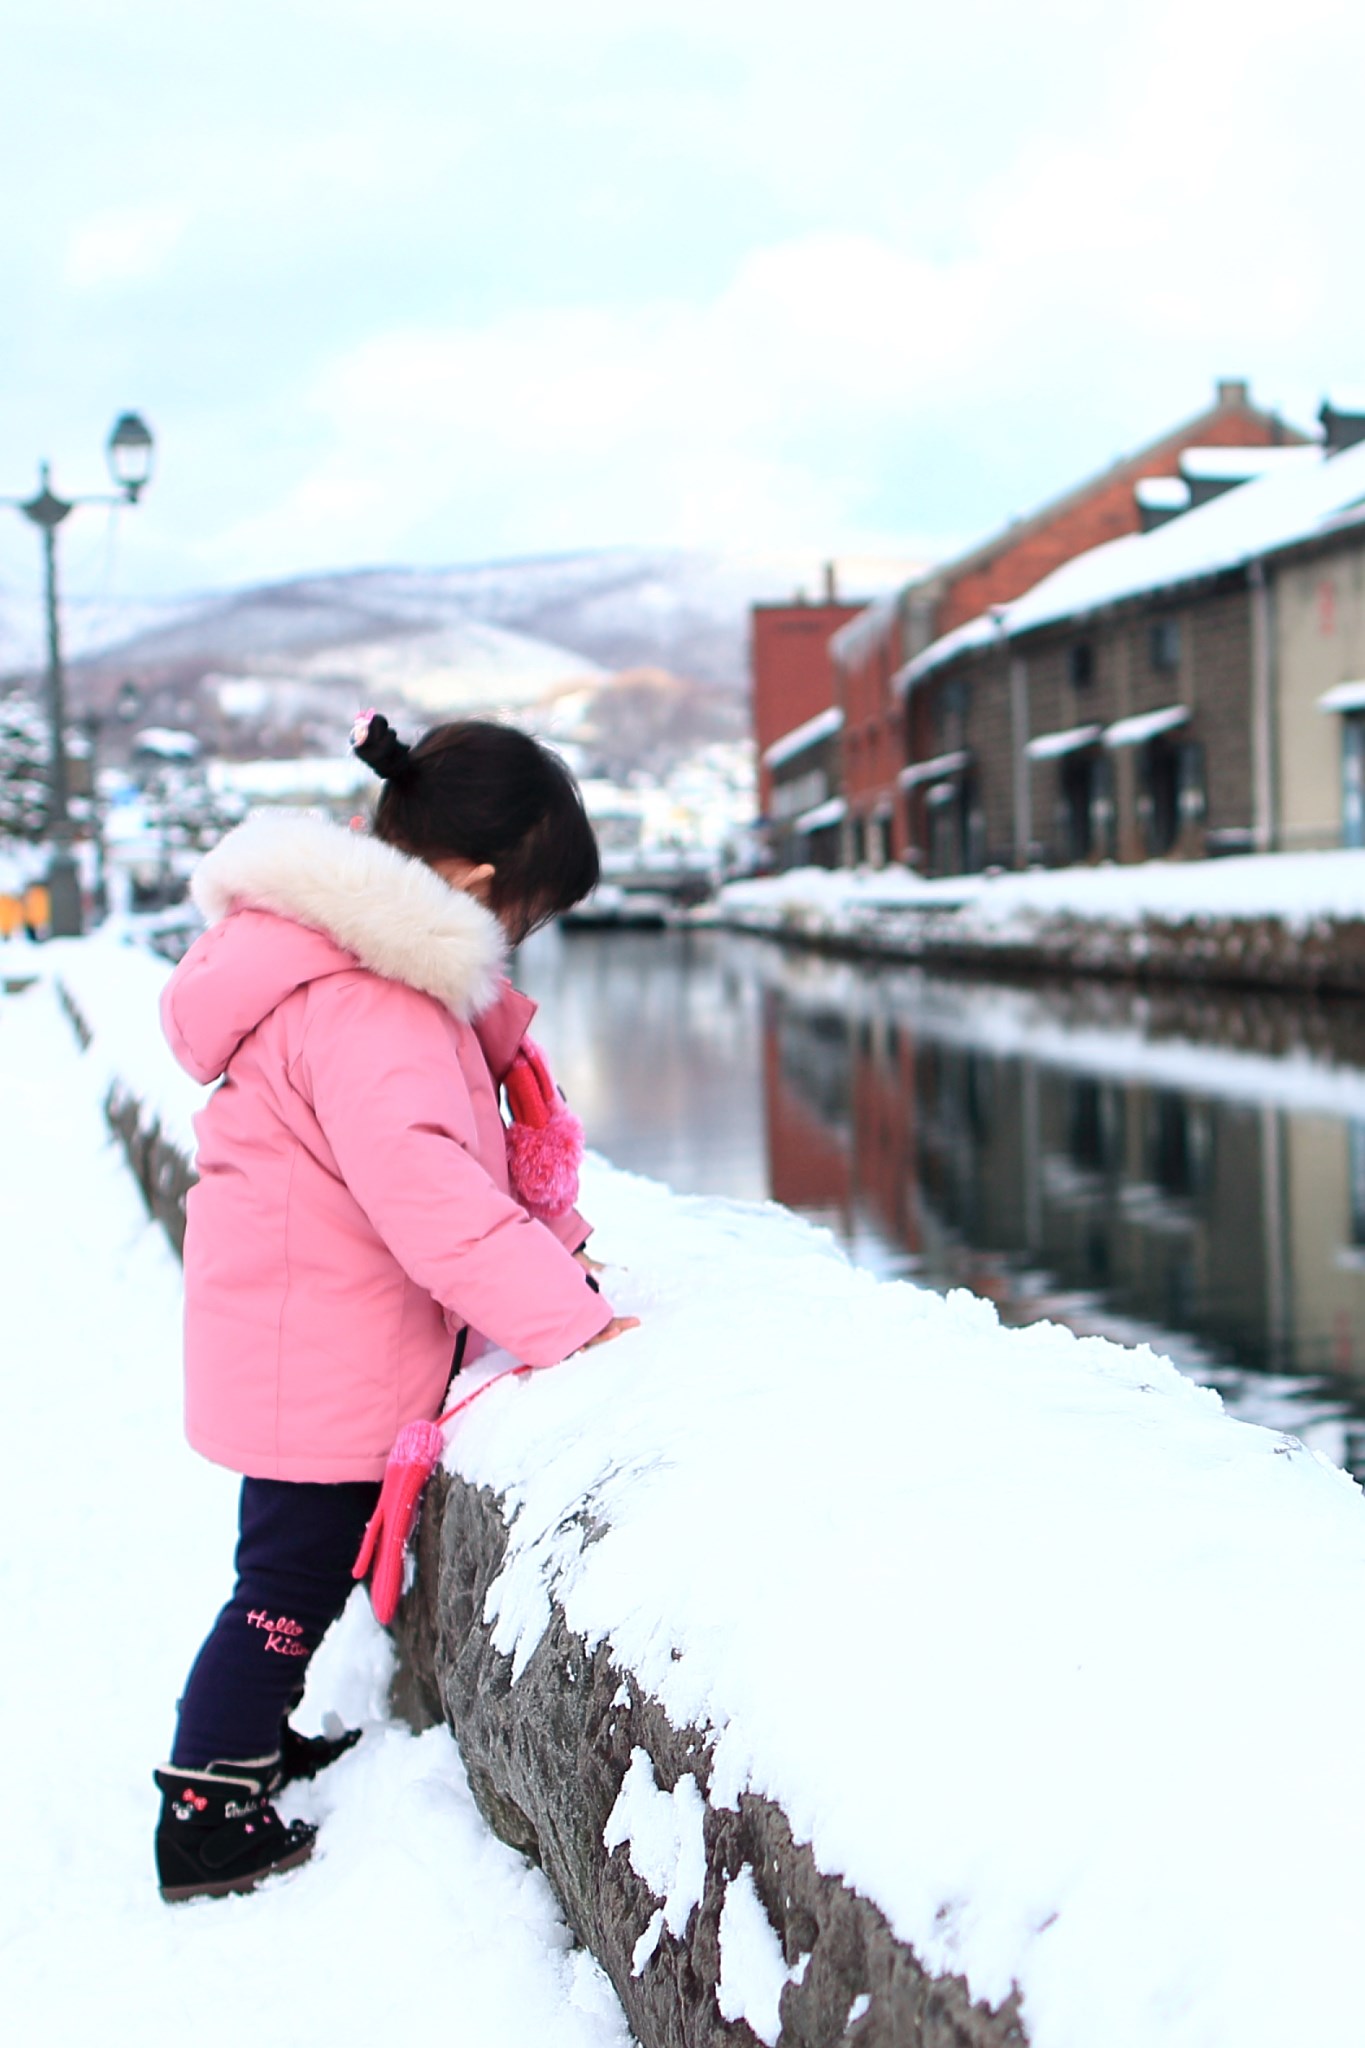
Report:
900,405,1365,872
751,571,862,869
831,380,1306,867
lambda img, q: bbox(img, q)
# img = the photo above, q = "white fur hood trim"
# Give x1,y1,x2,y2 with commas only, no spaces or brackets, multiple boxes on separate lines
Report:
191,811,505,1022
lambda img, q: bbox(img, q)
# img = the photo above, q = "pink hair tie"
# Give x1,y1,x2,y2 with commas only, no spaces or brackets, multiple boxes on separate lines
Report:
350,707,378,748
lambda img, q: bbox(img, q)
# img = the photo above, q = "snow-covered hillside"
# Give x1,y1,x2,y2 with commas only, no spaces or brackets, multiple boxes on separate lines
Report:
0,549,917,778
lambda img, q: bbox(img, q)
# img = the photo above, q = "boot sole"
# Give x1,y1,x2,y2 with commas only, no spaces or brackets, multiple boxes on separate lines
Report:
160,1835,315,1903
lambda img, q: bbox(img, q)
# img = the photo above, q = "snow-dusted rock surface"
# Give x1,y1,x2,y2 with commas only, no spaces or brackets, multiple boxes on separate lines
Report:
36,926,1365,2048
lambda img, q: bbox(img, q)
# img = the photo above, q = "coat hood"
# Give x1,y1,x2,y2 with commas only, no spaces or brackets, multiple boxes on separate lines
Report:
163,812,505,1083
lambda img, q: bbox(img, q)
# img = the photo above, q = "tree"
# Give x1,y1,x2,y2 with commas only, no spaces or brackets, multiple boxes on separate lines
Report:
141,763,245,859
0,693,50,841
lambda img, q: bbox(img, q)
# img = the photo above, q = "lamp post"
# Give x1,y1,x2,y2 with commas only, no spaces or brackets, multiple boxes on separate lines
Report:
1,414,155,935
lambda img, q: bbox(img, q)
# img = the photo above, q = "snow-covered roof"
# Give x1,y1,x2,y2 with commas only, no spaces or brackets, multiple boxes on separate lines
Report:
1135,477,1191,511
1025,723,1103,762
1103,704,1188,749
1318,680,1365,714
904,439,1365,688
1178,445,1319,484
206,756,368,799
133,727,199,760
763,705,844,768
899,749,970,787
794,795,846,832
829,593,899,669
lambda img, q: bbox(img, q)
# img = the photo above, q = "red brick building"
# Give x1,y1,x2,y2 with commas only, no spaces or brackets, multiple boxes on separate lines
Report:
833,379,1306,866
751,577,862,866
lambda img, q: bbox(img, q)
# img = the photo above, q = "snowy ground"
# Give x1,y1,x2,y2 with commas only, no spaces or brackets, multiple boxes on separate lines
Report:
10,930,1365,2048
719,846,1365,940
0,970,633,2048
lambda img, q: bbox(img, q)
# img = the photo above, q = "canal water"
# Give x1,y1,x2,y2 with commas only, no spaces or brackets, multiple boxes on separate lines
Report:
516,924,1365,1480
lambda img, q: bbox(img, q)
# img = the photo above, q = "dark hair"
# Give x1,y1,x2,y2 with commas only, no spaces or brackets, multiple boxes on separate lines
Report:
352,713,599,937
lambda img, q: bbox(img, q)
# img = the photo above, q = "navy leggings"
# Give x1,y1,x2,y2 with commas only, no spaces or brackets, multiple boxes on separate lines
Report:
172,1477,381,1770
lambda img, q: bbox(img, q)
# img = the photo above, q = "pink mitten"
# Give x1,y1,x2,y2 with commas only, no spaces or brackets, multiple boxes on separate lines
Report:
504,1039,584,1219
352,1418,446,1626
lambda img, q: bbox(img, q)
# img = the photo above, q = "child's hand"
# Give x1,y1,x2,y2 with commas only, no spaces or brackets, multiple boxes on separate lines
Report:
573,1248,607,1275
578,1315,640,1352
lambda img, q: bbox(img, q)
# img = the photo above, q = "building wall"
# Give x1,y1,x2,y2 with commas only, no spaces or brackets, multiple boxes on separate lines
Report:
769,730,844,869
1275,537,1365,850
836,600,908,864
751,602,861,817
909,576,1257,872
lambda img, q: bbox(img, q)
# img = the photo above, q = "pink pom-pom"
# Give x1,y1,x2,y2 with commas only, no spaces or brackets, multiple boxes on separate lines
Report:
389,1418,445,1471
506,1106,584,1218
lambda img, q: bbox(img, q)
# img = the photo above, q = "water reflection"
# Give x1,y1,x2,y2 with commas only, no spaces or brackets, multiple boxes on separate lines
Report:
516,926,1365,1477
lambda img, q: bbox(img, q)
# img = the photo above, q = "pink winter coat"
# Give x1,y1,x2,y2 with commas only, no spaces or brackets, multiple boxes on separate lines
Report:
160,812,613,1482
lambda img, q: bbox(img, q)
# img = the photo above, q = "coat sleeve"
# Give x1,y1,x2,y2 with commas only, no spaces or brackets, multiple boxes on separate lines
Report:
296,976,613,1367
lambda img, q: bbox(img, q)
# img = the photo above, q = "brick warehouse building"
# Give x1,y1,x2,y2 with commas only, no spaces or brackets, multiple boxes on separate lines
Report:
899,411,1365,874
828,380,1305,867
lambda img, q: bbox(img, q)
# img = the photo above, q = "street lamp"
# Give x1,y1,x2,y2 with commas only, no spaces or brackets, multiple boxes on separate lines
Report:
1,413,155,936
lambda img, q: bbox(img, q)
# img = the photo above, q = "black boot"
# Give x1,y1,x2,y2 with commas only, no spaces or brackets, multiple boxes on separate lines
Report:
153,1760,316,1903
278,1719,362,1786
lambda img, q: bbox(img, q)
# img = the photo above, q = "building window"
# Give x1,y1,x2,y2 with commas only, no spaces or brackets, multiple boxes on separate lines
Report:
1069,642,1094,690
1149,618,1181,673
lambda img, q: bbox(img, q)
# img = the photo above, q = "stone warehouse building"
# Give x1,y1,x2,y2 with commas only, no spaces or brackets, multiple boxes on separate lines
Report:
830,380,1304,867
901,409,1365,874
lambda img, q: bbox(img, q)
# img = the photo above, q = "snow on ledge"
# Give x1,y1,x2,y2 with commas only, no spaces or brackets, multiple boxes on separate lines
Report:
763,706,844,769
1318,680,1365,714
1103,704,1188,749
1024,724,1102,762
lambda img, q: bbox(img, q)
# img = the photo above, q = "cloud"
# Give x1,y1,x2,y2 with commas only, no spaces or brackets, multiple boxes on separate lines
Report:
64,203,190,291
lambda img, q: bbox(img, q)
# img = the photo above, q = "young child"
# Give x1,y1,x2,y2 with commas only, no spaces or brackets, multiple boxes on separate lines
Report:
153,714,636,1902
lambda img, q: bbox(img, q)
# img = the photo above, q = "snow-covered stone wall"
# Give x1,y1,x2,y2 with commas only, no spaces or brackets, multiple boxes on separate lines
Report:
719,855,1365,993
391,1465,1024,2048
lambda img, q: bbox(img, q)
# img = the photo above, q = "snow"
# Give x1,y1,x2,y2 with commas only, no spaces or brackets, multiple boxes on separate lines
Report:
1133,476,1190,511
1101,703,1189,748
830,592,900,669
1318,679,1365,714
1023,724,1101,762
602,1748,707,1968
133,725,201,759
19,929,1365,2048
793,795,846,832
0,968,634,2048
446,1162,1365,2048
207,755,371,803
716,1865,802,2045
899,747,971,786
763,704,844,769
719,845,1365,941
1177,445,1319,483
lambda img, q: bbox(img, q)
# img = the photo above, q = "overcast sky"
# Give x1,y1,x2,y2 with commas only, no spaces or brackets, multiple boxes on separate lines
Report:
0,0,1357,606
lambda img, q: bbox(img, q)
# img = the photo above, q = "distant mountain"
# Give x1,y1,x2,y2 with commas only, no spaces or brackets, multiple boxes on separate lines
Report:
0,547,920,779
